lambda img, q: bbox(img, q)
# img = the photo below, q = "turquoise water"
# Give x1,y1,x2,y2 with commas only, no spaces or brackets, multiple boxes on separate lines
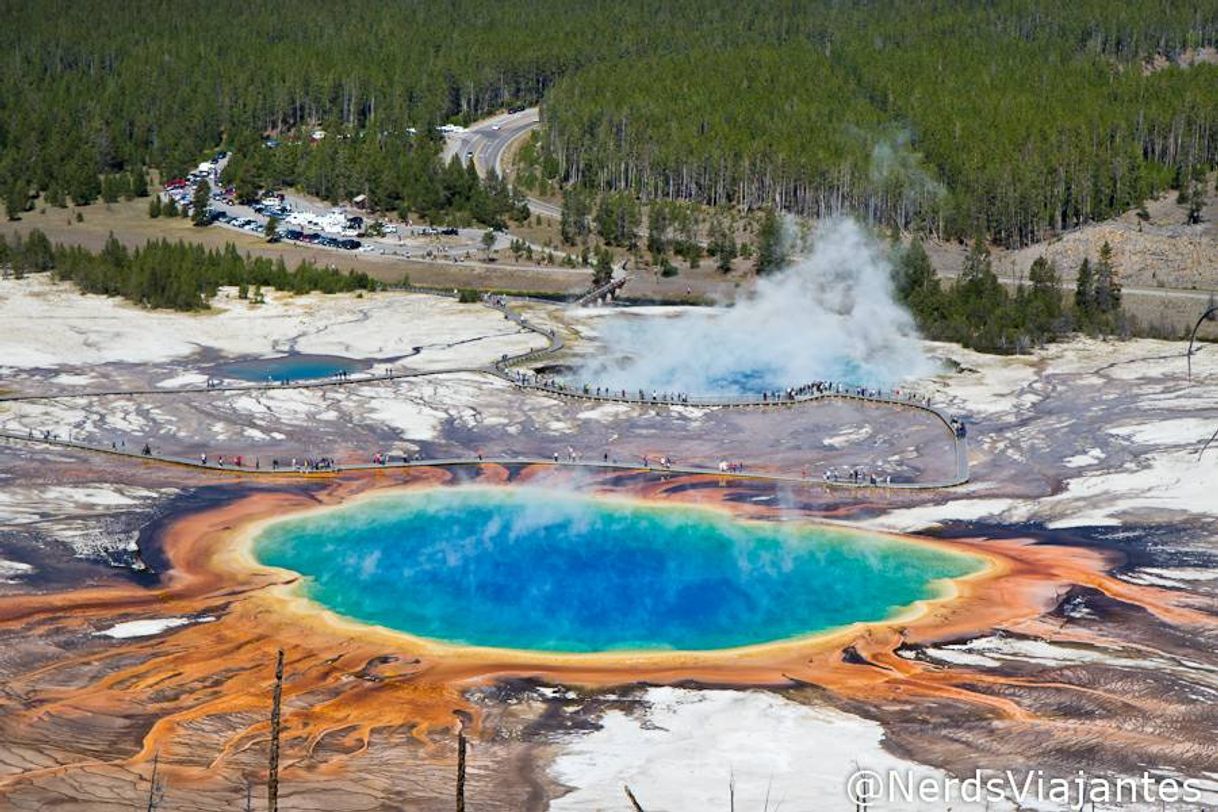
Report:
709,360,868,394
253,488,982,652
215,354,367,382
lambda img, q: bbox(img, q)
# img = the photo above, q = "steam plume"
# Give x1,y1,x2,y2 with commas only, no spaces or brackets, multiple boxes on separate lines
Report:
578,219,933,394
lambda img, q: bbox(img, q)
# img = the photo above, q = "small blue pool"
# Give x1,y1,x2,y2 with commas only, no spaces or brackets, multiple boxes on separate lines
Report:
213,354,368,383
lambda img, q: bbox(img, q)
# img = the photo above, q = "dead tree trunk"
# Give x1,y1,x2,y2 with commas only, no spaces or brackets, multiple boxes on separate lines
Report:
268,648,285,812
456,729,467,812
145,750,161,812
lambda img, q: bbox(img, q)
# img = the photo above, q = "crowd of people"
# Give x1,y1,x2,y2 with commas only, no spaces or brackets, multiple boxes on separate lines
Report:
505,371,941,411
194,453,341,471
13,422,935,489
823,468,893,486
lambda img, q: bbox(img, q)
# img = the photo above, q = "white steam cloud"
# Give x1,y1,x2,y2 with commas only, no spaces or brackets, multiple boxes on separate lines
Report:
577,219,933,394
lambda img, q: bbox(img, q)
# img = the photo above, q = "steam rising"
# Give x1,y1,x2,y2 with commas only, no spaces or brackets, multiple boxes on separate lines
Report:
869,130,945,201
578,219,933,394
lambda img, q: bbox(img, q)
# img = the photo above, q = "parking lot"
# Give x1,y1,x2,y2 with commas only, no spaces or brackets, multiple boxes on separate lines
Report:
159,153,524,264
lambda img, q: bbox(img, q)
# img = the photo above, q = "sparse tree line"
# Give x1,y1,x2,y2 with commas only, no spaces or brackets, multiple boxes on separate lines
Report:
1,230,378,311
893,238,1128,354
559,190,768,277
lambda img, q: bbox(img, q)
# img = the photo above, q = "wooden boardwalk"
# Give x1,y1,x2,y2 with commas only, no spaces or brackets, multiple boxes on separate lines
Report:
0,292,969,489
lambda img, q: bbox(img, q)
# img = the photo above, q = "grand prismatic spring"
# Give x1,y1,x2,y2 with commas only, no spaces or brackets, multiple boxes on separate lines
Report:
252,487,983,652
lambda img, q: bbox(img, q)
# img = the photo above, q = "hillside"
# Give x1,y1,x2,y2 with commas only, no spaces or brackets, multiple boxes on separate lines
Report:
2,1,1217,248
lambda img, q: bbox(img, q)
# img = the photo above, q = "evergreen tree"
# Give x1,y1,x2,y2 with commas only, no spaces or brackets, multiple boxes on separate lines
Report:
560,188,592,244
894,239,935,300
592,247,614,288
707,215,738,272
673,203,701,267
1027,255,1062,337
595,192,641,247
1094,241,1121,315
101,175,120,203
149,196,162,218
647,200,673,261
904,242,944,327
46,182,67,208
959,238,993,285
1074,257,1095,324
47,235,378,310
191,179,211,225
754,208,784,274
100,232,129,270
6,179,27,220
1186,177,1204,225
69,162,100,206
715,233,737,272
23,229,54,271
955,237,1007,341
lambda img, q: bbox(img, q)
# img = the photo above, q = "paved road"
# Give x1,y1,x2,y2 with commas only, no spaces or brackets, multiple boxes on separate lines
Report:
441,108,560,219
936,268,1217,303
445,112,1217,313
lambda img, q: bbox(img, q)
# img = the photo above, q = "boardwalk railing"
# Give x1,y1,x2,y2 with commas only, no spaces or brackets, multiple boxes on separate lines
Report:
572,275,631,307
0,429,964,490
0,291,969,489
